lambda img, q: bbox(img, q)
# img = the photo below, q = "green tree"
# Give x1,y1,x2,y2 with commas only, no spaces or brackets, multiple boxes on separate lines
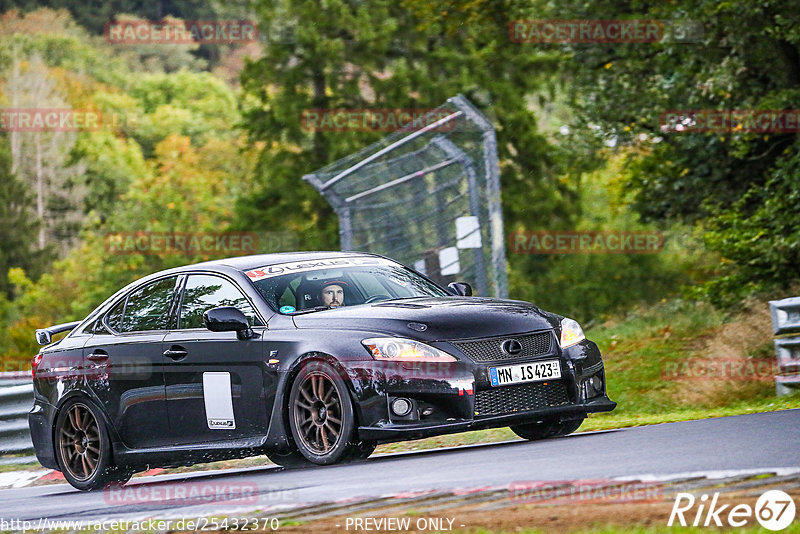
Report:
118,69,240,157
0,9,131,87
70,130,149,224
0,137,45,298
547,0,800,302
237,0,579,251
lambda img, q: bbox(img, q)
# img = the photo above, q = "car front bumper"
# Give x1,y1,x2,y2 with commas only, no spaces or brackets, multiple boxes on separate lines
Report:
358,396,616,441
348,337,615,443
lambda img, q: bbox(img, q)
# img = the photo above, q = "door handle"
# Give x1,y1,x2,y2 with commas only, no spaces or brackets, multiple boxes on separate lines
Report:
87,351,108,362
163,347,188,360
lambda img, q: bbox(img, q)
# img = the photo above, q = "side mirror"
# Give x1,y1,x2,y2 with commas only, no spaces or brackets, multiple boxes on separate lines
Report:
203,307,256,340
447,282,473,296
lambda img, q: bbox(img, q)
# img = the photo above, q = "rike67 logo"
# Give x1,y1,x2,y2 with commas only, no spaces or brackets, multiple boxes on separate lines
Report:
668,490,796,531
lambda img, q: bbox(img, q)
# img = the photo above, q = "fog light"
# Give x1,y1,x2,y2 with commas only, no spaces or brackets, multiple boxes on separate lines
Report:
391,397,413,416
591,375,603,393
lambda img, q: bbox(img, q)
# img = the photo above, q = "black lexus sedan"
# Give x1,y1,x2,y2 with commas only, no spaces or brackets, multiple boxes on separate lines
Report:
29,251,615,490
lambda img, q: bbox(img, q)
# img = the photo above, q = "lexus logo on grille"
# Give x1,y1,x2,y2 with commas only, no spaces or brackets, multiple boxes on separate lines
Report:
501,339,523,355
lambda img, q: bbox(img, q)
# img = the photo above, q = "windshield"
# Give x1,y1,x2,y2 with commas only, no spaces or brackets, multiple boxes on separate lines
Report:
247,257,448,313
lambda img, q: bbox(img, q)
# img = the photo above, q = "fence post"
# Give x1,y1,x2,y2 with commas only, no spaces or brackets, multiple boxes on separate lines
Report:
768,297,800,396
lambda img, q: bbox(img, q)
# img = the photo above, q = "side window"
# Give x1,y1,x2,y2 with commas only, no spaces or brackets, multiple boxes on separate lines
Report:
179,275,258,329
119,277,178,333
104,299,126,332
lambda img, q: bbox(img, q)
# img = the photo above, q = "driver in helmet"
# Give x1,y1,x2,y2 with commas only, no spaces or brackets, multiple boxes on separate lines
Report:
320,280,347,308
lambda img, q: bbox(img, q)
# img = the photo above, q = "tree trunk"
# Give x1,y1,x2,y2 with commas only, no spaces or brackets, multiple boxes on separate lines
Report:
312,68,328,166
9,50,21,176
35,131,45,249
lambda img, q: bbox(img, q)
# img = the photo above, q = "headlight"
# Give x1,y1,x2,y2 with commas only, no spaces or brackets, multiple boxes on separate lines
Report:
362,338,457,362
560,318,585,348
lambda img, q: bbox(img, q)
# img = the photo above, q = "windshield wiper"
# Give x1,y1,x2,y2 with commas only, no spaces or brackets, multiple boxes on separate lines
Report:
288,306,332,315
287,296,431,314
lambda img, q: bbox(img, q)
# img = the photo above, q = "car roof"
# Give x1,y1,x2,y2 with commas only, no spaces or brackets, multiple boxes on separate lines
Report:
68,251,387,336
180,250,382,272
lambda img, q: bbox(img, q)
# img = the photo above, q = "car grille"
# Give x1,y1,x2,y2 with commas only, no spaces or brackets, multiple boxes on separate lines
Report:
474,381,569,417
453,331,554,363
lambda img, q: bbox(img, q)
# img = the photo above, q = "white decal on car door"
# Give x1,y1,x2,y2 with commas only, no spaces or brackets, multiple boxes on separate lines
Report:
203,372,236,429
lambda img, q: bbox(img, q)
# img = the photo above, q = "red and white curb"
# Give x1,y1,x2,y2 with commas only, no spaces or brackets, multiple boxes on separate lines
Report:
0,468,167,489
0,469,53,489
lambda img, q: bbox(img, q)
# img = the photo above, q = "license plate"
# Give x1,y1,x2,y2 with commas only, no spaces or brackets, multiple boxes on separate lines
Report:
489,360,561,387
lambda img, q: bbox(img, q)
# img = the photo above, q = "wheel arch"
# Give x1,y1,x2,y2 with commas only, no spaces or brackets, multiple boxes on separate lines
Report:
272,352,370,449
51,388,122,467
284,352,360,421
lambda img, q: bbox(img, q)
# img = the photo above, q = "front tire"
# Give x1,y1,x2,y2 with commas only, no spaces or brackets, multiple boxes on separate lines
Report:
510,417,585,441
288,361,359,465
54,399,131,491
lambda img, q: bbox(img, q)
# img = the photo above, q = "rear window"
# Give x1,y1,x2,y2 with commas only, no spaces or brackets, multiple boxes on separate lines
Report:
105,277,178,333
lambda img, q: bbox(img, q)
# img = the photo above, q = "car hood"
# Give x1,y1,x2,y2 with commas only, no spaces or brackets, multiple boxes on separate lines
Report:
291,297,561,340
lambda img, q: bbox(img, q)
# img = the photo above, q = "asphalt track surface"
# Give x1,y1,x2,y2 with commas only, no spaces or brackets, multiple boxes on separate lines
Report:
1,410,799,525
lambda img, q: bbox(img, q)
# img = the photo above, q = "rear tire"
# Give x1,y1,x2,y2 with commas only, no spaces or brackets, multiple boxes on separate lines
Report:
54,398,131,491
510,417,585,441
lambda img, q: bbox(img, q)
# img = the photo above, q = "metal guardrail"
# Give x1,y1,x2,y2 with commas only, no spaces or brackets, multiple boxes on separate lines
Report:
0,372,35,463
769,297,800,396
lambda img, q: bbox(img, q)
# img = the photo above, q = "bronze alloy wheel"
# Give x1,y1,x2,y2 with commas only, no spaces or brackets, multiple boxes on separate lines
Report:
58,403,101,481
292,370,344,455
